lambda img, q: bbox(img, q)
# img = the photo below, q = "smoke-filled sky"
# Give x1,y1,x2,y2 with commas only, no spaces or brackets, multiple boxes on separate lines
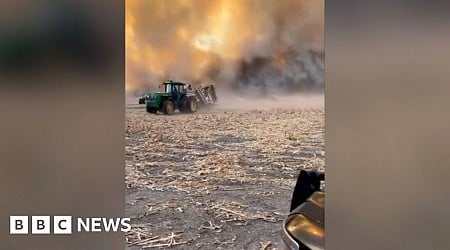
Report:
126,0,324,93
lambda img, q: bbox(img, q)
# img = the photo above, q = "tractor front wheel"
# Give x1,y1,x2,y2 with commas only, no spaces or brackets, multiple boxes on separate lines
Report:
146,106,157,113
162,100,175,115
146,102,158,113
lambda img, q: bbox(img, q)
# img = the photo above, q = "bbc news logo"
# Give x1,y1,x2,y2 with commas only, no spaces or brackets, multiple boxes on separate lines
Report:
10,216,131,235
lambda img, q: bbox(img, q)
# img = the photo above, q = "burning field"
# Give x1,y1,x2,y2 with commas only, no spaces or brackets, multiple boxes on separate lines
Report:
126,0,324,95
125,0,324,248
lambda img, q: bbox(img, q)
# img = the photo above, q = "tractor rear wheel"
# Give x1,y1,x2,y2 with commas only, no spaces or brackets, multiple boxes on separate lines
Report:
162,100,175,115
187,97,198,113
180,96,188,113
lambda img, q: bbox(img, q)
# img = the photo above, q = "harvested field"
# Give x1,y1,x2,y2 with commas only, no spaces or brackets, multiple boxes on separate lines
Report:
125,96,324,249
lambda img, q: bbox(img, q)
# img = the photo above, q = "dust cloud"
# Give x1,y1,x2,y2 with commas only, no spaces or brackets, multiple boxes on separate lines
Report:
125,92,323,111
211,92,323,112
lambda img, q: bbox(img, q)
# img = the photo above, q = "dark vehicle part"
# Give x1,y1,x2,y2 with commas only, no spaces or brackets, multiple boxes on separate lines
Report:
281,169,325,250
290,169,324,212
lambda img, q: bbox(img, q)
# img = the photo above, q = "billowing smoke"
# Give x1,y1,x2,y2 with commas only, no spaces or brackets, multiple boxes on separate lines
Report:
126,0,323,95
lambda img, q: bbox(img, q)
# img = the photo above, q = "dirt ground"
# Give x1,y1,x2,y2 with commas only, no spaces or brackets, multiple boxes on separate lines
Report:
125,95,324,249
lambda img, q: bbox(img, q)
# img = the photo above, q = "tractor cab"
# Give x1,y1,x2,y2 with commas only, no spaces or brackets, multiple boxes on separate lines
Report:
164,81,186,94
163,80,187,103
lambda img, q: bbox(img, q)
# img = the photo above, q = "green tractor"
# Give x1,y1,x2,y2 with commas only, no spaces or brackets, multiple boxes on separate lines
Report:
145,80,200,115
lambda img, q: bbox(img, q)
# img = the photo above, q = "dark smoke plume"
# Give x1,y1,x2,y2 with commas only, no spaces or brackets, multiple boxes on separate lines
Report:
126,0,324,95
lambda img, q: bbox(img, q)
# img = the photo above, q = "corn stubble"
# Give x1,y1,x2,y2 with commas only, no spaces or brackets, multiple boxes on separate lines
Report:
125,106,324,249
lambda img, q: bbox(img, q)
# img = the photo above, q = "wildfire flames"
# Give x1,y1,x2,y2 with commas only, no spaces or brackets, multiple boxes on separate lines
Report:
126,0,324,94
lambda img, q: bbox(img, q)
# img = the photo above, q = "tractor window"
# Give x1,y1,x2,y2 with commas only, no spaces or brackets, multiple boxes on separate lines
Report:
173,84,183,93
165,83,186,93
165,83,172,93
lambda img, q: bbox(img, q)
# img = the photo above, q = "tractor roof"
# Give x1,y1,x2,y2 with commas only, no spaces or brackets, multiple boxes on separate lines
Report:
163,79,188,85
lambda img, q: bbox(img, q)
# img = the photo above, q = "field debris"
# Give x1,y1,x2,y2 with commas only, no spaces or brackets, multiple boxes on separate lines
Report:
126,227,190,249
259,241,274,250
206,200,285,224
126,105,324,249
